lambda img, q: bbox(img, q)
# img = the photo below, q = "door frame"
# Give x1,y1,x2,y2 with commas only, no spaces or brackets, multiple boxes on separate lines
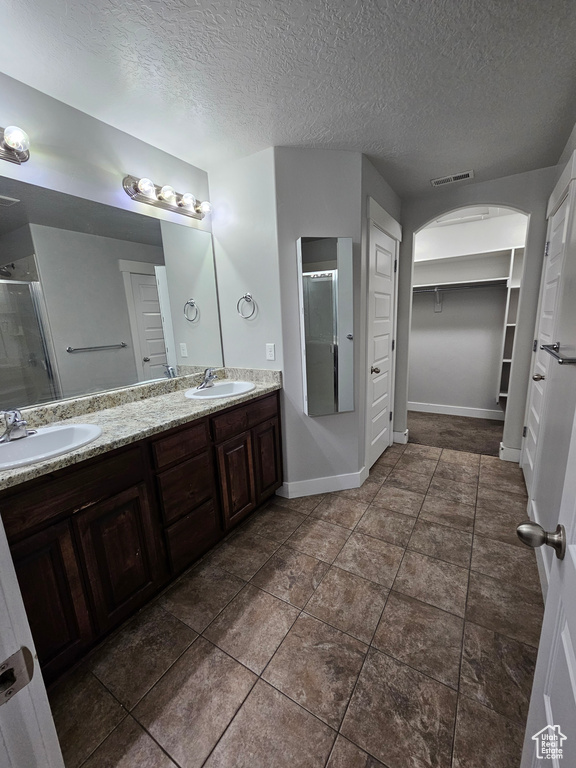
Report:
364,198,402,470
0,516,64,768
520,157,576,595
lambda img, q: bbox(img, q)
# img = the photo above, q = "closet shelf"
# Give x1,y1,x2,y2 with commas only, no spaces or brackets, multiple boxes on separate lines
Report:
412,278,507,293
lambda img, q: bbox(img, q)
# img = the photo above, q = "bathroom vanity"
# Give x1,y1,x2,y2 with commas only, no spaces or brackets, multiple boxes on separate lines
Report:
0,379,282,684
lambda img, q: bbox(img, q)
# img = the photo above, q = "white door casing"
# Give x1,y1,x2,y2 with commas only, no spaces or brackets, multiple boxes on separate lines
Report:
522,193,570,496
521,397,576,767
366,220,399,468
522,179,576,592
0,516,64,768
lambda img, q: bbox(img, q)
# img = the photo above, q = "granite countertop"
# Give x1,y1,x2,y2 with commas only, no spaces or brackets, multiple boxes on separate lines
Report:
0,369,281,491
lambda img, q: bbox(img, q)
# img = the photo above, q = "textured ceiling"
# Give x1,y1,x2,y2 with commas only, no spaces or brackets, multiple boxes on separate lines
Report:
1,0,576,196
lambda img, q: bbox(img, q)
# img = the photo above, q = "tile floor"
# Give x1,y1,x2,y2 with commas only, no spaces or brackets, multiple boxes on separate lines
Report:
49,442,543,768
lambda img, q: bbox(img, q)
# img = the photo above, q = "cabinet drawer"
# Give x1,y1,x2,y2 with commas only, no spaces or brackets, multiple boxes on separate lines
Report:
211,393,278,442
156,451,214,525
165,500,220,573
152,419,209,470
2,447,145,543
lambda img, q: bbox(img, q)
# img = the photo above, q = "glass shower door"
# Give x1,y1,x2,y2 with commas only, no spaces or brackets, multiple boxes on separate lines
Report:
0,280,57,408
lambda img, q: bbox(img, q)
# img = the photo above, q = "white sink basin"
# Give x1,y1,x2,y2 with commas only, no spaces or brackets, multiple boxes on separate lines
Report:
0,424,102,470
185,381,255,400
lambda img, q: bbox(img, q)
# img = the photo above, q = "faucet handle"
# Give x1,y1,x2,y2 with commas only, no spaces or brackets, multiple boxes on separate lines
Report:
3,409,23,424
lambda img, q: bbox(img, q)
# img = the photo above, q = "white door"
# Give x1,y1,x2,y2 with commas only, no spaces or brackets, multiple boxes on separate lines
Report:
522,193,570,495
0,518,64,768
521,401,576,767
366,222,397,468
130,273,168,380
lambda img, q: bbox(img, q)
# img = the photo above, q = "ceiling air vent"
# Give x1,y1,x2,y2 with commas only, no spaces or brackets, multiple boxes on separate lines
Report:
430,170,474,188
0,194,20,207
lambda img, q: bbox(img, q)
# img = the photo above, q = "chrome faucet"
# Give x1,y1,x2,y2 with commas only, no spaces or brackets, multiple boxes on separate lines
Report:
0,409,37,443
197,368,218,389
163,364,177,379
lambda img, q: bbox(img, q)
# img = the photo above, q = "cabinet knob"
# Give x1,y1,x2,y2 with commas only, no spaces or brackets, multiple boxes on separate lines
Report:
143,357,151,363
532,373,545,381
371,366,380,375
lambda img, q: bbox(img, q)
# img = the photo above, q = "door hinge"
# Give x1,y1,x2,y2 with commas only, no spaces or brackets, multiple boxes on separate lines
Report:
533,339,538,352
523,426,527,438
544,241,550,257
389,411,393,421
394,259,397,273
392,339,395,352
0,648,33,708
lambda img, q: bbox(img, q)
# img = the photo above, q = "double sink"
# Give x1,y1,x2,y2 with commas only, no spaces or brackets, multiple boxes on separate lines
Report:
0,381,255,470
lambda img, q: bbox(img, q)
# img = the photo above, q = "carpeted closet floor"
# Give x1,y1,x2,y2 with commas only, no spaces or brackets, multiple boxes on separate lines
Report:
407,411,504,456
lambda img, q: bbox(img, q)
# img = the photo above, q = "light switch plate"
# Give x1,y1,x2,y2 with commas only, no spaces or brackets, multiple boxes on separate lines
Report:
265,343,275,361
179,342,188,358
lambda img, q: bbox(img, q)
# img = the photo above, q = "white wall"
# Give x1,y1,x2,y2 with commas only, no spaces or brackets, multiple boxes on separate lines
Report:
210,148,283,371
30,224,163,397
409,287,507,417
415,213,527,261
274,148,362,490
0,73,210,233
397,165,560,454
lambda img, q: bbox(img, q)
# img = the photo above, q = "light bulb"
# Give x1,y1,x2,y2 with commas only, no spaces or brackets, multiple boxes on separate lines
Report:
136,177,156,198
3,125,30,153
199,200,212,214
159,185,177,204
179,192,196,209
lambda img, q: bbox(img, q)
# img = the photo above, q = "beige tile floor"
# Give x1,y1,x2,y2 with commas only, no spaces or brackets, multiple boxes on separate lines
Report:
49,442,543,768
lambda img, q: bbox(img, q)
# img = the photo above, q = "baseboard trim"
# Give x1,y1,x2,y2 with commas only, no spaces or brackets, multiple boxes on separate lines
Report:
499,442,521,463
393,430,409,444
277,467,369,498
408,401,505,421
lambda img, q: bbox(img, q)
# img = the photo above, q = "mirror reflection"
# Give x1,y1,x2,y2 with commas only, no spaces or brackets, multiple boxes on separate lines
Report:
297,237,354,417
0,176,223,409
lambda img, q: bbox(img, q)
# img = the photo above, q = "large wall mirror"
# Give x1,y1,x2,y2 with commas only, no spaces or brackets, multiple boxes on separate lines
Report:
297,237,354,416
0,175,223,409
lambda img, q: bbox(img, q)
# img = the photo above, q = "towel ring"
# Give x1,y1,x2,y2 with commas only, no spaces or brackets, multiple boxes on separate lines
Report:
237,293,256,319
184,299,199,322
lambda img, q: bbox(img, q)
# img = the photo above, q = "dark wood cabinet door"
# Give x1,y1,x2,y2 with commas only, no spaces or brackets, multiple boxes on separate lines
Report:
74,483,162,634
216,431,256,529
252,416,282,505
11,521,92,684
165,500,220,574
156,451,215,525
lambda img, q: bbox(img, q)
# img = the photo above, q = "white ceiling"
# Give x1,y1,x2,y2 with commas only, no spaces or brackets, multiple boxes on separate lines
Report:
1,0,576,197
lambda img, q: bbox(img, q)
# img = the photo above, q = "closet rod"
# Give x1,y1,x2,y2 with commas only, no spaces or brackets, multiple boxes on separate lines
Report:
413,280,507,295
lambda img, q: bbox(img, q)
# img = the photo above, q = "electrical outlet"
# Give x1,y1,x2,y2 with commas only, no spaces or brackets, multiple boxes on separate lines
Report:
179,342,188,358
265,343,275,361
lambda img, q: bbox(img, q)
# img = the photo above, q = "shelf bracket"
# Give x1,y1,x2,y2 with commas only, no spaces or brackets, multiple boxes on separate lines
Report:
434,287,443,313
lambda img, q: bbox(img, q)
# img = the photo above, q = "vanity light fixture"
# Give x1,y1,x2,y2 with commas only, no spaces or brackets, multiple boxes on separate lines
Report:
0,125,31,164
123,175,211,220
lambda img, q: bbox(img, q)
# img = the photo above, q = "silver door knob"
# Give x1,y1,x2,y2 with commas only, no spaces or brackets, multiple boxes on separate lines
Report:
532,374,546,381
516,522,566,560
371,366,380,374
143,356,150,362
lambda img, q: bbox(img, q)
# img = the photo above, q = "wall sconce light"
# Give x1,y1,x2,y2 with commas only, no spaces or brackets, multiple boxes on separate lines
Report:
123,175,211,220
0,125,31,164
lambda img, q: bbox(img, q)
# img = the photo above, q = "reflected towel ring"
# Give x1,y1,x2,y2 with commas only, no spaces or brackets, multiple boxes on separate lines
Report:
237,293,256,319
184,299,199,322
